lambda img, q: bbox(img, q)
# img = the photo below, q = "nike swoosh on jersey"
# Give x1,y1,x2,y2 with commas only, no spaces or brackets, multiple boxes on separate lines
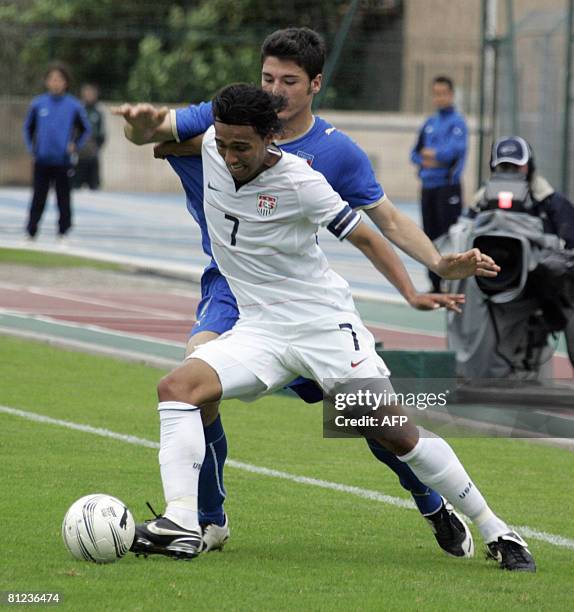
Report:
351,357,369,368
146,523,196,537
207,182,222,192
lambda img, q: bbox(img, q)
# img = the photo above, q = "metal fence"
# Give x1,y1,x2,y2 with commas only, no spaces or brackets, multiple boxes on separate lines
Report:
1,0,572,198
487,1,574,196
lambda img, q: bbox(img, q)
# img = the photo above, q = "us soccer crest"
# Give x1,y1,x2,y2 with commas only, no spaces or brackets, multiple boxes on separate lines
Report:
256,193,278,217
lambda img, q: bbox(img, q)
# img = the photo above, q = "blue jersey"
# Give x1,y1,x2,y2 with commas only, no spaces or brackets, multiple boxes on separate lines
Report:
24,93,91,166
166,155,217,267
410,106,467,189
169,102,385,271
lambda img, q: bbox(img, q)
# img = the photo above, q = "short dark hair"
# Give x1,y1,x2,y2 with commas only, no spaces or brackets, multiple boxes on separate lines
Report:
45,61,71,87
261,27,326,80
432,75,454,91
212,83,286,138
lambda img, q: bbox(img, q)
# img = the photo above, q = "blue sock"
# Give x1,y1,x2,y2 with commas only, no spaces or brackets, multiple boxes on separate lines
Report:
197,415,227,526
366,439,442,515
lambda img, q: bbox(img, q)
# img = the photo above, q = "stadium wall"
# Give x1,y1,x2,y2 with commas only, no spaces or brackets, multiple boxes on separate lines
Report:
1,99,478,202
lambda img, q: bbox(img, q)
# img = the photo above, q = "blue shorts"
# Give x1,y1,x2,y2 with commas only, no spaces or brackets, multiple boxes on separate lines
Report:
191,268,322,404
190,268,239,337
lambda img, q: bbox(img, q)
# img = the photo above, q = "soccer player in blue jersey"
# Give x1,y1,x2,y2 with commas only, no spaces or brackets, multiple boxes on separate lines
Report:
114,28,510,563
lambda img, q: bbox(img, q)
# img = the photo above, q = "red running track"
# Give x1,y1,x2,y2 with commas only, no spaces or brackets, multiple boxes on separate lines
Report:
0,282,572,376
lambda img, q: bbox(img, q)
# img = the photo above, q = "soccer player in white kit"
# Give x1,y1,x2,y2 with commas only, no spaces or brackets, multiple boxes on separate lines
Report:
131,84,535,572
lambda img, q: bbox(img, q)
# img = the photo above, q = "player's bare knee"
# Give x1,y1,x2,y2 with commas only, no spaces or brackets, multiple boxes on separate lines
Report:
158,357,223,406
371,432,418,456
366,406,419,454
157,367,203,404
157,370,190,403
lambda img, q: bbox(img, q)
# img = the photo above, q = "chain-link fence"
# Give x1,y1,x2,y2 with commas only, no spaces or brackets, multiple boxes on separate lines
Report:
493,2,573,196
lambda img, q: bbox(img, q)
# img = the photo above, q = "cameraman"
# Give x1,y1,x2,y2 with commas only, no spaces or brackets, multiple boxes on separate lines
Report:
446,136,574,378
470,136,574,248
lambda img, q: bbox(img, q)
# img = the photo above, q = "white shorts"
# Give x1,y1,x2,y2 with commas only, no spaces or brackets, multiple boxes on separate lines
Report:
188,312,390,401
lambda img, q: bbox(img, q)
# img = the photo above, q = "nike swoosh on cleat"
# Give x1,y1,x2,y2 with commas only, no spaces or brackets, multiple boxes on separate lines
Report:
351,357,368,368
146,524,198,537
500,533,528,547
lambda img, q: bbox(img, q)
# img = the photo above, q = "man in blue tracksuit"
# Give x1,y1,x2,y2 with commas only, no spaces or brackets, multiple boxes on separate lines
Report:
411,76,467,292
23,62,91,241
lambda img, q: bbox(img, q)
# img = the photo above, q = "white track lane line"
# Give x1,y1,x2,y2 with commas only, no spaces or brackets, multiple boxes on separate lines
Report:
0,282,189,320
1,404,572,551
0,310,187,348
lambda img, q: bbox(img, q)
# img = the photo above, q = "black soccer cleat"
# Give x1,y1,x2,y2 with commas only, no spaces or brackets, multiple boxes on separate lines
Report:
130,506,203,561
424,498,475,558
486,532,536,572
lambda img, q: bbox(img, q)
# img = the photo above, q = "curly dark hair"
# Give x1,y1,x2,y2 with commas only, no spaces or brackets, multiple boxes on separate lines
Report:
261,27,326,80
212,83,286,138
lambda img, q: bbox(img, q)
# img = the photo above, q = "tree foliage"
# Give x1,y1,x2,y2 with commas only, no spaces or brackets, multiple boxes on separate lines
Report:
1,0,402,108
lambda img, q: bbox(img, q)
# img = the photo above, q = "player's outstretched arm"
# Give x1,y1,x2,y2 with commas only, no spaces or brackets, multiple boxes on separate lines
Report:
111,103,172,145
345,222,465,312
366,197,442,270
365,198,499,280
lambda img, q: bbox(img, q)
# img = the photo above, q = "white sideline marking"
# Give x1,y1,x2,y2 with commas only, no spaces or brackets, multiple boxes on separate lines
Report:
0,281,186,319
2,404,573,551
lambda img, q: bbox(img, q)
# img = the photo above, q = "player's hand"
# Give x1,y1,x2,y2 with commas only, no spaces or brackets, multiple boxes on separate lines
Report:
436,248,500,280
408,292,465,313
111,103,169,140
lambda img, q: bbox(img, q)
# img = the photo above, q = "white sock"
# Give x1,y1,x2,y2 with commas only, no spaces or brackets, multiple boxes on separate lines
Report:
400,432,509,542
158,401,205,532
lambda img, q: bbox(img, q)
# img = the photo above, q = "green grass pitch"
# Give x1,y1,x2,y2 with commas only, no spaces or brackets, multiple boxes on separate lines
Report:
0,247,124,270
1,336,573,611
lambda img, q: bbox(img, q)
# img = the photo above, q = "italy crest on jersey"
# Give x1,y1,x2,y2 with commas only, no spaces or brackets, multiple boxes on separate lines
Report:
257,193,278,217
296,150,315,166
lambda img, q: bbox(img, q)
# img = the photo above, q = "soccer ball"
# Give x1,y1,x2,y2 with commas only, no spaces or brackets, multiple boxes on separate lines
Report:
62,494,135,563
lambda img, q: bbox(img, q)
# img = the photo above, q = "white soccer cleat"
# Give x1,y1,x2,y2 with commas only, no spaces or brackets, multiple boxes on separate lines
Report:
201,514,230,552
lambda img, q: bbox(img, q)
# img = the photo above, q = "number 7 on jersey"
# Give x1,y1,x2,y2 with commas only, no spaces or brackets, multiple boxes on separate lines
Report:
225,214,240,246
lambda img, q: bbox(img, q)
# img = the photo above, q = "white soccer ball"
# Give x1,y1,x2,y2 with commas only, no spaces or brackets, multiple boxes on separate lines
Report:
62,494,135,563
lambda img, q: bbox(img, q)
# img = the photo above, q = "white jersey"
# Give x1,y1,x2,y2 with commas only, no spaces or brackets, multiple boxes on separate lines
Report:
202,126,362,328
